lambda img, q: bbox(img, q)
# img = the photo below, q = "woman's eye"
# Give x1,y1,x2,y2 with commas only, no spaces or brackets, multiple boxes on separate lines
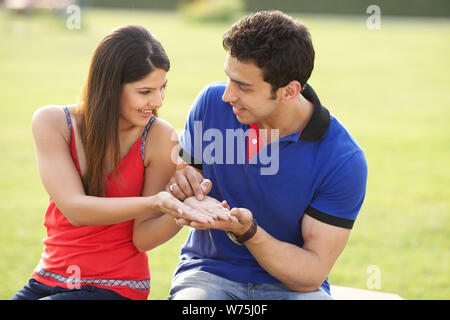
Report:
139,91,151,95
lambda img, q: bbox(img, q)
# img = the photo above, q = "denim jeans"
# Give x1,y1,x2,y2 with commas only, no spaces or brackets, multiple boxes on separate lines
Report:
11,278,130,300
169,270,333,300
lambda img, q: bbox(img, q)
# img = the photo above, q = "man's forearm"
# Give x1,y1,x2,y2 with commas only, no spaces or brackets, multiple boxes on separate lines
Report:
244,226,327,292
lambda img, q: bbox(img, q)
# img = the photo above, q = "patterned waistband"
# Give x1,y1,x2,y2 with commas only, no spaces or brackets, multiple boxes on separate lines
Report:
34,266,150,291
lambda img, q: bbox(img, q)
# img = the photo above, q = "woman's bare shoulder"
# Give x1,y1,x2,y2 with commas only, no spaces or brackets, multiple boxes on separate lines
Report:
32,105,71,142
149,117,176,136
145,117,177,146
144,117,178,164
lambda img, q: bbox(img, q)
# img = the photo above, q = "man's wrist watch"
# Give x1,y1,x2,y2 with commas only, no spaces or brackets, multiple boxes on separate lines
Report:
226,218,258,245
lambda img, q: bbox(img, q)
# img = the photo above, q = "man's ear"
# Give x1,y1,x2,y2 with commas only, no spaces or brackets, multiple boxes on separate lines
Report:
279,80,302,104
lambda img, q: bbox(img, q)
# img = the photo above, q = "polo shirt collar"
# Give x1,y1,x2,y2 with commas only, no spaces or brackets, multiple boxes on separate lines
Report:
249,84,330,143
299,84,331,142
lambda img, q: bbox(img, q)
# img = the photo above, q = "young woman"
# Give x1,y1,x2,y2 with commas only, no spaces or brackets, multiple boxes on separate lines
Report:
11,24,220,300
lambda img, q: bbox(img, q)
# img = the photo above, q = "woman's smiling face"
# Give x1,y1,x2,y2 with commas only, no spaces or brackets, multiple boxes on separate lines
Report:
119,68,168,129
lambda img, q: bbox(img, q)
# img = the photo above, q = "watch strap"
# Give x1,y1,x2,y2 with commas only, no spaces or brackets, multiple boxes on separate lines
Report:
235,218,258,244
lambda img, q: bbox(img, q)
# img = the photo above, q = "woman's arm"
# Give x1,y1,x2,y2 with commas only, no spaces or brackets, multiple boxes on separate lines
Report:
132,118,185,251
32,106,209,226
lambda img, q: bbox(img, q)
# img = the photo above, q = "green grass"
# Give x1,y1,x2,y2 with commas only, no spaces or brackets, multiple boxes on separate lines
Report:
0,8,449,300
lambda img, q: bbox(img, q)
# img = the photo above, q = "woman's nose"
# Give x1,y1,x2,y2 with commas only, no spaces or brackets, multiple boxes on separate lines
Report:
150,89,165,108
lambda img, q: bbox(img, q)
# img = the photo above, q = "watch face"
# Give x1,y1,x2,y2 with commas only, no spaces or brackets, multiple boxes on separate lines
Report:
226,231,242,245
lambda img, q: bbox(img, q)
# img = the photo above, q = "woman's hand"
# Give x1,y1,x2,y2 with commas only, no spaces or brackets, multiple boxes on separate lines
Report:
153,191,216,225
183,196,237,222
175,197,253,235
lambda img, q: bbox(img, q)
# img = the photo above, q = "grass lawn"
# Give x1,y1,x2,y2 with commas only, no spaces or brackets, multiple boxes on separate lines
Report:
0,8,448,300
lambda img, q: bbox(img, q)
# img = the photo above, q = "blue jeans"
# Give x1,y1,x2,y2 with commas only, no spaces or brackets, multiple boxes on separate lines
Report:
11,278,130,300
169,270,333,300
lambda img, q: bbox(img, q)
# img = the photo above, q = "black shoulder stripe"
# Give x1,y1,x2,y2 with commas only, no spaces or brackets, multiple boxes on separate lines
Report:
179,147,203,171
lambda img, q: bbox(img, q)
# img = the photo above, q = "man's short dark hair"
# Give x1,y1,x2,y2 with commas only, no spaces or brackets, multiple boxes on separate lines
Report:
223,10,315,98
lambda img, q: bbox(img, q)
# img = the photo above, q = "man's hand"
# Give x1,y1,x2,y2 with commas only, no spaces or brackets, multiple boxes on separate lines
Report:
176,199,253,235
166,165,211,201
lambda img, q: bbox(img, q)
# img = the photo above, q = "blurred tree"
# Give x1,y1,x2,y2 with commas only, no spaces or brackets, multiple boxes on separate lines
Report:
244,0,450,18
179,0,243,23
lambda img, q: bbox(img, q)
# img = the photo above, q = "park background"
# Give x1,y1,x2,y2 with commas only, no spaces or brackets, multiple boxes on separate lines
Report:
0,0,448,300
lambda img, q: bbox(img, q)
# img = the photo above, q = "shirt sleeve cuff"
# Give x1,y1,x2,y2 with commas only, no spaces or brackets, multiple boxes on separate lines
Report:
179,147,203,171
305,206,355,229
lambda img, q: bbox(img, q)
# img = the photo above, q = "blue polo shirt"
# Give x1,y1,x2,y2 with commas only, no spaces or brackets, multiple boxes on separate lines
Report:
174,82,367,294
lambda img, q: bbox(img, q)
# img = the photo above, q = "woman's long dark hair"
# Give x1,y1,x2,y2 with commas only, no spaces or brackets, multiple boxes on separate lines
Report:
77,25,170,196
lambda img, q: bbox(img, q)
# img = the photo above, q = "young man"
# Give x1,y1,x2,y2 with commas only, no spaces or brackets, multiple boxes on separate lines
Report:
167,11,367,300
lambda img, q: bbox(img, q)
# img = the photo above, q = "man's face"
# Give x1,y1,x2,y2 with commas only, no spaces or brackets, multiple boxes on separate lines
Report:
222,54,278,125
